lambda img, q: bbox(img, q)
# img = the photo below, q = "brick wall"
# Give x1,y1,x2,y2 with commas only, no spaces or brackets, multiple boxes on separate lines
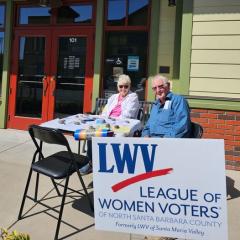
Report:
190,109,240,171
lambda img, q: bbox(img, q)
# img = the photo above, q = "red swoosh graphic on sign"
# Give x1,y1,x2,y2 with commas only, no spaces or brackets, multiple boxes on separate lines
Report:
111,168,173,192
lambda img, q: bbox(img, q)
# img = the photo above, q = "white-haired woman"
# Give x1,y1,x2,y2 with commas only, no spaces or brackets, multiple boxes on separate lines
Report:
101,74,139,118
80,74,140,174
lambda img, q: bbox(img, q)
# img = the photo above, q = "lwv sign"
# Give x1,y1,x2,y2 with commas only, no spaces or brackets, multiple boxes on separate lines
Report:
92,137,228,240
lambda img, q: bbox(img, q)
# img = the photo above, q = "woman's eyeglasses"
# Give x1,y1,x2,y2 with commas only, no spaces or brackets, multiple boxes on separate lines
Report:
118,85,129,89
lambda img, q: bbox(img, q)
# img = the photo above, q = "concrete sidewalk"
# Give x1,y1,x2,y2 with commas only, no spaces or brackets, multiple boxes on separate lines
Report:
0,129,239,240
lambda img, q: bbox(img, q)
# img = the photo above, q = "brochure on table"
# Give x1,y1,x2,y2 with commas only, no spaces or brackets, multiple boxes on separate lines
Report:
41,114,141,136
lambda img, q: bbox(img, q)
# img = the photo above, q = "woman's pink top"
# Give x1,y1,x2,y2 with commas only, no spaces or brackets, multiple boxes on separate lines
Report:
109,95,124,117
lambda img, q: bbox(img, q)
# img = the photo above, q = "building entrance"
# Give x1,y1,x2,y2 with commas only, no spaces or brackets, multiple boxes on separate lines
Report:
8,27,94,129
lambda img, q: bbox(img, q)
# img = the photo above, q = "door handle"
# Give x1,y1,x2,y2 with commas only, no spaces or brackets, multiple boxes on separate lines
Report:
51,76,56,96
42,75,48,96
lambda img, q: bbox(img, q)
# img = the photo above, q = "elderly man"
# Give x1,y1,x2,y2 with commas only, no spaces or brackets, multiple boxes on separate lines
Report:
142,74,191,138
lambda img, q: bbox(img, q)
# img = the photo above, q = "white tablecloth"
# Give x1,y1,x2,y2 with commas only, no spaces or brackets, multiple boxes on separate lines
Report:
41,114,142,137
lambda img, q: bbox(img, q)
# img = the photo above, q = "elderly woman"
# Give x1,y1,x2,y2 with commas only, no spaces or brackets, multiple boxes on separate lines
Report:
80,74,139,175
101,74,139,119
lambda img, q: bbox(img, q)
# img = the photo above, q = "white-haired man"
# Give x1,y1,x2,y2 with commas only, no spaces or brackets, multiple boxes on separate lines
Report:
142,74,191,138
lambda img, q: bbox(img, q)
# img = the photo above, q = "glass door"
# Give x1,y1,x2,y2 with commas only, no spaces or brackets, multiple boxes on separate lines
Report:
8,28,94,129
49,28,94,119
8,29,51,129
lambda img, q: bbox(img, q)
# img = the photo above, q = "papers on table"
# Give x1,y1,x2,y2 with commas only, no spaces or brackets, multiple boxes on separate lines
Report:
41,114,142,137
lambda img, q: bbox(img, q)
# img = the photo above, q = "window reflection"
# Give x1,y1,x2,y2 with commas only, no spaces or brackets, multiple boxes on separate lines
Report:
19,7,51,24
57,37,86,80
103,32,148,98
19,37,45,76
128,0,149,25
57,5,93,24
107,0,126,26
0,5,5,27
16,37,45,117
55,37,86,117
107,0,149,26
0,32,4,96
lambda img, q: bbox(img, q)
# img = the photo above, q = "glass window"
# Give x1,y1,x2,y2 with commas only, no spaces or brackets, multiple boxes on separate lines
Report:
16,37,45,117
0,32,4,96
103,32,148,99
19,7,51,25
107,0,149,26
57,37,86,79
55,37,87,117
128,0,149,25
107,0,126,26
0,5,5,28
57,5,93,24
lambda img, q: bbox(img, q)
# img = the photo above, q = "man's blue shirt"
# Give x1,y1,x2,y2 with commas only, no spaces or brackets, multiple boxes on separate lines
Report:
141,92,192,138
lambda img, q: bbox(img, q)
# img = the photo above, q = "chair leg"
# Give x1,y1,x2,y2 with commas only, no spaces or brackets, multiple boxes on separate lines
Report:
34,173,39,202
76,170,94,212
54,176,70,240
78,140,81,155
82,140,87,153
18,168,34,220
51,178,61,196
78,140,87,154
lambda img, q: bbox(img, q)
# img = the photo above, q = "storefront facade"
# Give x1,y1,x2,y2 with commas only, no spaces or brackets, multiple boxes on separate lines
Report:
0,0,157,129
0,0,240,169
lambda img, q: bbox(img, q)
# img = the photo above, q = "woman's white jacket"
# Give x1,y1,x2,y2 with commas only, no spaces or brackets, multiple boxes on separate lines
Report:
101,92,139,119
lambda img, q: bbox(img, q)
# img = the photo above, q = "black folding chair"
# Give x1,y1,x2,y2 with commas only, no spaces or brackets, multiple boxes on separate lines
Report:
138,100,154,125
190,122,203,138
18,125,94,240
134,101,154,137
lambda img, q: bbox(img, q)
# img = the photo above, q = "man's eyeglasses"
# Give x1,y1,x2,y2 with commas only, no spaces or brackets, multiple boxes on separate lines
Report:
152,84,165,91
118,85,129,89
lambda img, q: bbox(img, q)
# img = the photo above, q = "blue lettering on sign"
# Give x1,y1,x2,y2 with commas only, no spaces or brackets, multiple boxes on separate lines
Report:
98,143,157,174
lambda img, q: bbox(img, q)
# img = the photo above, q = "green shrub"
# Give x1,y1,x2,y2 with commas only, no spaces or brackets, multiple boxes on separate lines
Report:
0,228,30,240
